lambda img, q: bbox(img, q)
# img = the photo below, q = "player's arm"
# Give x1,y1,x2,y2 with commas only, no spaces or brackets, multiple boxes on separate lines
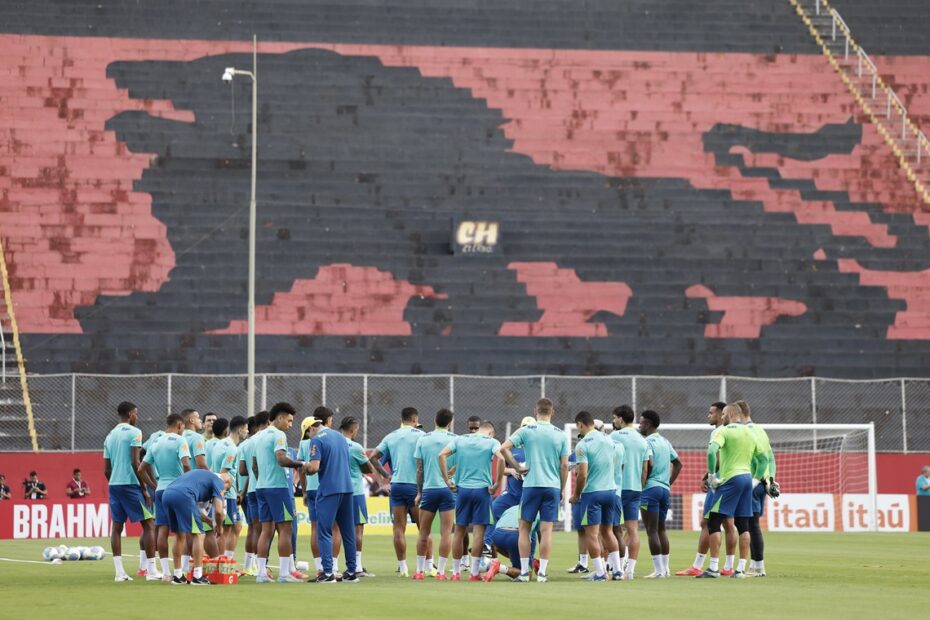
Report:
368,449,391,480
137,461,158,490
66,484,76,497
707,441,722,487
571,462,587,504
559,454,569,499
642,454,653,488
252,455,259,479
438,445,456,491
275,448,304,469
490,452,505,493
669,457,683,486
499,439,527,475
193,454,208,470
416,458,424,496
213,496,225,525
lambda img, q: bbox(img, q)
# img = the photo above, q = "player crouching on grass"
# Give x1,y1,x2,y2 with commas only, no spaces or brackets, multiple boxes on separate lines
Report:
484,505,539,582
162,469,231,585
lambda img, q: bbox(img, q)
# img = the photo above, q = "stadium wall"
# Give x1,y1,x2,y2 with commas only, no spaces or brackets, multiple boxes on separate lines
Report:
1,2,930,377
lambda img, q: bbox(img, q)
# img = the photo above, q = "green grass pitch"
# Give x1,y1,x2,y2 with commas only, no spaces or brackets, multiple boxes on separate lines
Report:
1,532,925,619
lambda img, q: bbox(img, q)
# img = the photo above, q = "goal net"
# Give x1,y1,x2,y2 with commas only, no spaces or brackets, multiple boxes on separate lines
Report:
561,423,877,532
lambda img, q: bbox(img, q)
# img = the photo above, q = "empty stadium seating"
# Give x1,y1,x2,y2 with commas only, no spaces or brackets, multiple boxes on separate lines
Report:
1,1,930,377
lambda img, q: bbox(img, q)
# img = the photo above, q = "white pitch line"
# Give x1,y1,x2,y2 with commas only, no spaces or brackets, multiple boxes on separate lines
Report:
0,557,59,565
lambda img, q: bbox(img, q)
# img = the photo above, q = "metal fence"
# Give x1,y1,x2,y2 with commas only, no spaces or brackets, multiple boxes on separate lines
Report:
9,374,929,453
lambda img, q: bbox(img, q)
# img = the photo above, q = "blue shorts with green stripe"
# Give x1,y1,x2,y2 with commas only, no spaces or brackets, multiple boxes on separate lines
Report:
455,487,493,526
580,490,616,526
108,484,153,524
353,494,368,525
256,487,295,523
161,488,204,534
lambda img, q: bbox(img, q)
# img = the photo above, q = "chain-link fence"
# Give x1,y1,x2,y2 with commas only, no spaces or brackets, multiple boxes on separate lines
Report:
2,374,927,452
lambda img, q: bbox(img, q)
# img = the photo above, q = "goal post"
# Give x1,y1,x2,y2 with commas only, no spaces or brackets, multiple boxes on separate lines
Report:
562,422,877,532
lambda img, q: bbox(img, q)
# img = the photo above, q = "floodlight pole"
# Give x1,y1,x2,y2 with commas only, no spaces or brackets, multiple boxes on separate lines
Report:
223,35,258,418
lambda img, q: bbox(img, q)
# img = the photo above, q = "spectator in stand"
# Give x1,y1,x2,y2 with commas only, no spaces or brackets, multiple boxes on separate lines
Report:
24,471,47,500
66,468,91,499
917,466,930,496
0,474,11,500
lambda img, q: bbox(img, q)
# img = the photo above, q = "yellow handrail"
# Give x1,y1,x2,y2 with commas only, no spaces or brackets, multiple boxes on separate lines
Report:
794,0,929,204
0,236,39,452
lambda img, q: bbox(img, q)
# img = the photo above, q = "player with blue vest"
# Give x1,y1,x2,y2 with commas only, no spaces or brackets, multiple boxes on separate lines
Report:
253,402,305,583
440,420,504,581
369,407,425,577
610,405,652,580
698,403,768,579
414,408,456,580
307,414,359,583
137,412,191,581
161,469,231,585
483,415,532,557
298,409,345,577
340,416,375,577
500,398,570,583
639,410,682,578
103,401,156,582
570,411,622,581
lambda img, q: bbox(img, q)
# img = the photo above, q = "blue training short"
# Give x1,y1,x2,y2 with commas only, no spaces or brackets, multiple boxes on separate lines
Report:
257,487,295,523
108,484,153,524
613,493,623,526
246,492,259,523
751,481,767,516
571,501,584,531
225,498,241,525
521,487,560,523
707,474,753,518
420,487,456,513
455,487,493,526
353,494,368,525
389,482,418,512
620,490,641,524
580,490,616,527
305,490,318,521
491,528,535,570
154,490,170,527
640,486,670,523
162,489,203,534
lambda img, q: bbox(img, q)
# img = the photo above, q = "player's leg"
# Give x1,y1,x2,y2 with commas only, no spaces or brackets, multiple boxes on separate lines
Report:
748,482,766,576
390,500,409,572
451,488,470,579
314,493,338,580
437,508,454,577
569,498,589,573
109,518,126,579
656,488,671,576
580,495,604,579
255,490,276,582
336,493,358,578
731,475,754,577
621,490,642,579
353,494,370,576
190,531,209,585
332,522,342,574
415,508,436,578
533,487,559,580
598,493,621,580
271,488,297,582
465,489,491,579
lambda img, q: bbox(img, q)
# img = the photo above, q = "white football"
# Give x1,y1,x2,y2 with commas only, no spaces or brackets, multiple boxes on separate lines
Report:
87,546,105,560
64,547,82,561
296,561,310,571
56,544,69,555
42,546,61,561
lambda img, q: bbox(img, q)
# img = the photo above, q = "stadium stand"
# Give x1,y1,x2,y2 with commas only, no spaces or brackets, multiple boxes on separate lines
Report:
1,1,930,377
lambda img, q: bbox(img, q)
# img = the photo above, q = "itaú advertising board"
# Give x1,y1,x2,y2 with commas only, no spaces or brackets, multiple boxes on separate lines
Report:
688,493,915,532
0,499,143,540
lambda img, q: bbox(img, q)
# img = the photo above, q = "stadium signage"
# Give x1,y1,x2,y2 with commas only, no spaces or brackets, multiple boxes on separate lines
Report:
453,219,500,255
0,500,141,540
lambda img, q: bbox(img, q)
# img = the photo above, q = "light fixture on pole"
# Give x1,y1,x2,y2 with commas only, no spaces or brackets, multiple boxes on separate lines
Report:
222,35,258,418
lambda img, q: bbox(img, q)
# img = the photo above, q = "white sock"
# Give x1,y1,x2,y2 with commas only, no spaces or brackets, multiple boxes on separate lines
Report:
661,554,670,574
693,552,706,569
593,557,606,577
539,559,548,575
139,550,147,570
280,557,289,576
608,551,622,575
623,548,629,561
625,558,637,577
737,558,746,573
193,566,203,579
519,557,530,575
257,557,267,575
147,558,157,575
333,555,340,573
314,557,323,571
579,553,589,568
438,557,448,574
356,552,363,570
757,560,765,572
174,568,183,578
652,555,663,574
709,556,719,572
244,552,254,570
225,550,235,561
113,555,125,576
724,555,734,570
181,555,191,572
452,558,461,575
470,556,480,574
160,557,170,575
416,555,426,573
290,555,298,573
398,559,408,573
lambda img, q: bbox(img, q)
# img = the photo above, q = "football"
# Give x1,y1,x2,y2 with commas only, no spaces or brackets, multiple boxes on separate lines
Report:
42,546,61,562
64,547,82,561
